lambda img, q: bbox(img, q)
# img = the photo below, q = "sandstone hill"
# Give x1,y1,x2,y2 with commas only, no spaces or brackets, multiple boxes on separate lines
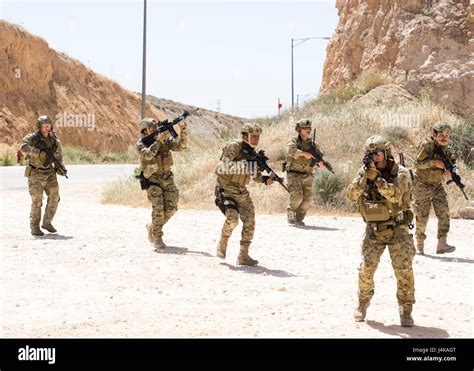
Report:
0,20,242,152
321,0,473,115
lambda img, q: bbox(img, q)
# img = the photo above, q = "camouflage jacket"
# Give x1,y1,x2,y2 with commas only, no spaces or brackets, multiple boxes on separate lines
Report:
19,131,63,170
347,160,412,224
285,135,318,174
414,136,455,184
136,128,188,179
216,139,263,189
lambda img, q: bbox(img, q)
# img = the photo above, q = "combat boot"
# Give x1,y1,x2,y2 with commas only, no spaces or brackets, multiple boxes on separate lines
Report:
287,210,296,225
295,219,306,226
436,237,455,254
146,224,153,244
153,237,167,250
354,301,370,322
237,244,258,266
216,237,228,259
399,304,414,327
31,225,44,236
41,223,57,233
416,239,424,255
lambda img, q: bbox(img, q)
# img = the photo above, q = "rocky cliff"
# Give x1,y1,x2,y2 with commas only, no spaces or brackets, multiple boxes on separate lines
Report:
322,0,473,114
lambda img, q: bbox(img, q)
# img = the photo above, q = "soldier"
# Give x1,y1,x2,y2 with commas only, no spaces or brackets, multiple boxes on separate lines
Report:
215,122,274,266
347,135,416,327
19,115,67,236
285,119,326,225
136,117,188,250
413,121,457,255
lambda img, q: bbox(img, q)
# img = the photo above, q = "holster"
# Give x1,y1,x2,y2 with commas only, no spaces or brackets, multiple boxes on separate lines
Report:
214,186,238,214
135,172,159,190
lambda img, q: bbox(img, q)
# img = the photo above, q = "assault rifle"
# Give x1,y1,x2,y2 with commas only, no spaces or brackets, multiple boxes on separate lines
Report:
242,142,289,192
141,108,198,147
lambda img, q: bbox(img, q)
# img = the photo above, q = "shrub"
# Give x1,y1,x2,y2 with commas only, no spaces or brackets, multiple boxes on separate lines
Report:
382,126,409,143
332,83,360,103
313,170,345,204
1,153,13,166
450,116,474,166
355,69,392,94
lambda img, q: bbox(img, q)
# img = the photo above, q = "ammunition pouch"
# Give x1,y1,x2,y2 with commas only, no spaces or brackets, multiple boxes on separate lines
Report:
370,222,395,239
24,165,31,177
359,199,393,222
214,187,238,214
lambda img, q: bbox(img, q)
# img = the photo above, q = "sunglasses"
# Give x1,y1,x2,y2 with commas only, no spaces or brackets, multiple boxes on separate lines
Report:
369,151,384,156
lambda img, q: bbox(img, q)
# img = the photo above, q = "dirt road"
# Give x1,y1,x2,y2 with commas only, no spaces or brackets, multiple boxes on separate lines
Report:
0,166,472,338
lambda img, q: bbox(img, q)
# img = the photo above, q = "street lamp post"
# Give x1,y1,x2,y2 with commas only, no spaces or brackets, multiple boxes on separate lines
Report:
141,0,147,119
291,36,330,111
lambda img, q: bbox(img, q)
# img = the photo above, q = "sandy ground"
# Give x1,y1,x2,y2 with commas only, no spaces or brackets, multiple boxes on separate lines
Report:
0,182,473,338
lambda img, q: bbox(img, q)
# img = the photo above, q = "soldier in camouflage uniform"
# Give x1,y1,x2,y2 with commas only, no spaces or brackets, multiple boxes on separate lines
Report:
285,119,326,225
347,135,416,327
136,117,188,250
215,123,274,266
19,115,67,236
413,121,456,255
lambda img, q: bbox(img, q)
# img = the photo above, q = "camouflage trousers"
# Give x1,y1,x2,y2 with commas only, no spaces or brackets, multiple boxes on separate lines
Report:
217,183,255,248
27,168,60,228
413,180,450,241
358,224,416,305
287,172,313,221
146,171,179,239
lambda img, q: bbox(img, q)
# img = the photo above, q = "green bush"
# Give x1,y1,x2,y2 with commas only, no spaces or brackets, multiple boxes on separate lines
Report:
313,170,345,204
62,145,138,164
450,117,474,165
1,153,13,166
62,145,95,163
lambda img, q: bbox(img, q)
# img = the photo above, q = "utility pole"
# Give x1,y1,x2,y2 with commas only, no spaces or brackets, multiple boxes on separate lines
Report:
291,36,330,111
141,0,147,119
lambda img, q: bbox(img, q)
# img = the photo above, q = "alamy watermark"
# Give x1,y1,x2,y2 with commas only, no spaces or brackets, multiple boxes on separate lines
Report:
18,345,55,365
380,112,421,132
55,112,96,131
216,159,258,177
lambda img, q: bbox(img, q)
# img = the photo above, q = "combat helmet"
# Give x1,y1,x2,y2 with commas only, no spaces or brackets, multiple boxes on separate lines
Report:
295,118,312,132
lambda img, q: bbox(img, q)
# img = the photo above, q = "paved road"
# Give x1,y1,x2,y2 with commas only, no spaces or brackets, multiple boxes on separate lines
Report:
0,164,136,191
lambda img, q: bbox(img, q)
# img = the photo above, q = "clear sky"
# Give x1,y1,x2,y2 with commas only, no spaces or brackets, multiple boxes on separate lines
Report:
1,0,338,118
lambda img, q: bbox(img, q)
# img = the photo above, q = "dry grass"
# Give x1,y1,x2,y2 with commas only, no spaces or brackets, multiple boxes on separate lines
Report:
101,90,472,214
355,69,393,94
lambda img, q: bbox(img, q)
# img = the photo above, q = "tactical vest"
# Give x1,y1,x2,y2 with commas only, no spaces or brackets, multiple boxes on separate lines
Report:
415,137,448,184
141,143,174,178
358,159,400,223
216,140,254,187
285,136,314,174
28,132,58,169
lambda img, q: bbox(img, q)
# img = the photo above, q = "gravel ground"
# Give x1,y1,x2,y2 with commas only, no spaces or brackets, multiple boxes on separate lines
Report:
1,181,472,338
